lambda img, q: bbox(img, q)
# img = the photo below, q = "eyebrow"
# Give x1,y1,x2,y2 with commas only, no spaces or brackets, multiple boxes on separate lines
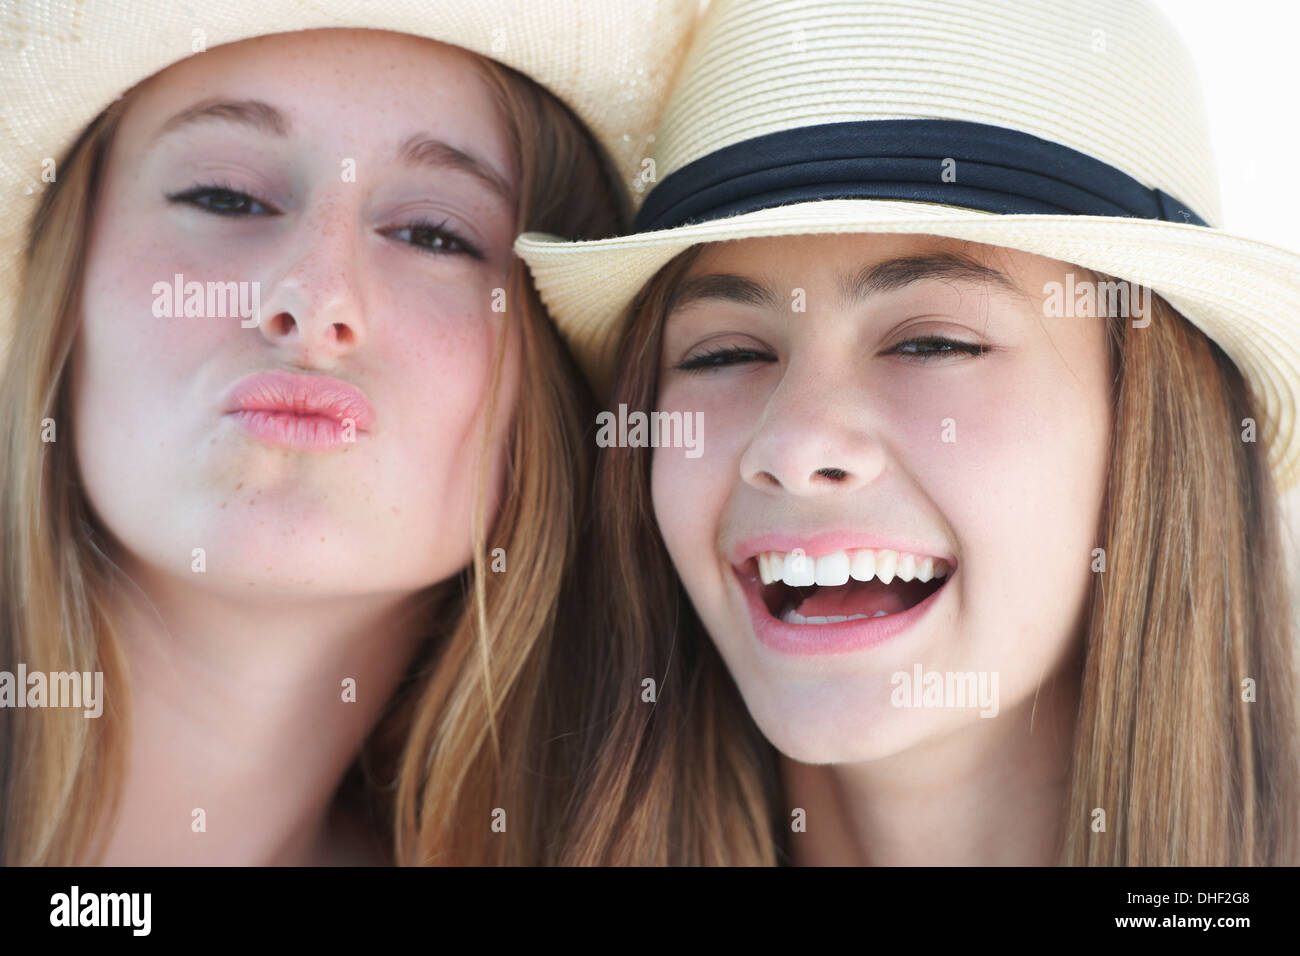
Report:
156,98,290,138
396,134,514,204
153,98,513,203
839,253,1029,306
668,252,1029,316
669,273,782,314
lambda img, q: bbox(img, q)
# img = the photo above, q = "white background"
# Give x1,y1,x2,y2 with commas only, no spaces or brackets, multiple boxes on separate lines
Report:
1150,0,1300,249
1151,0,1300,557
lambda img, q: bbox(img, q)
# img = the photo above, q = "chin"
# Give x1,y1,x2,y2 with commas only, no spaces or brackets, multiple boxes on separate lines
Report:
740,682,966,766
751,716,894,765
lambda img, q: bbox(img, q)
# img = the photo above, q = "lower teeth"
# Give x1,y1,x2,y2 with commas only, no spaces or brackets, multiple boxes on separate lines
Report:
779,609,889,625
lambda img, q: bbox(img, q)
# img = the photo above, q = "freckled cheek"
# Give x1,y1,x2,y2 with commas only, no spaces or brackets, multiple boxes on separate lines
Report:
378,297,505,464
378,272,500,365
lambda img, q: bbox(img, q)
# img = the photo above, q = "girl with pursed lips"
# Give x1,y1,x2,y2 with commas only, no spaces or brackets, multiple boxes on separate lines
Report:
0,3,697,865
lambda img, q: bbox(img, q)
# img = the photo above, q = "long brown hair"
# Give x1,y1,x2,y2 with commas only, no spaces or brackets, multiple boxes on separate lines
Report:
558,244,1300,865
0,49,622,865
390,57,625,865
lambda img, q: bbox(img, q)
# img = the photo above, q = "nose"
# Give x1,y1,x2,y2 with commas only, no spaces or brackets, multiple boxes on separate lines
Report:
738,353,887,496
254,199,368,365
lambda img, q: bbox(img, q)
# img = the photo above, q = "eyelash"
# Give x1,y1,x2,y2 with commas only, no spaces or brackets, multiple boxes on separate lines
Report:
381,219,484,260
673,336,989,372
674,345,777,372
164,181,484,260
890,335,990,359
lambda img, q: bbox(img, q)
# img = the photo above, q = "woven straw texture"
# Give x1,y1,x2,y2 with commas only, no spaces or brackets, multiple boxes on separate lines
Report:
0,0,698,358
516,0,1300,489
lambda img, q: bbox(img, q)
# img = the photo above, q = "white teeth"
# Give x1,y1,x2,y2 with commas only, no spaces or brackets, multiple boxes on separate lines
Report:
757,552,786,586
814,551,850,586
782,551,816,587
778,609,893,625
754,546,951,588
849,548,876,582
875,549,898,585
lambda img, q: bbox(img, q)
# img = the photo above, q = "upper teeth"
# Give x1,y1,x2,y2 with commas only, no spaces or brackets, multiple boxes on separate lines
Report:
755,549,950,587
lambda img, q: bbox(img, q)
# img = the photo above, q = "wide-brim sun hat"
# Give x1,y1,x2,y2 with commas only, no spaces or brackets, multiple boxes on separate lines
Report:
0,0,698,362
516,0,1300,491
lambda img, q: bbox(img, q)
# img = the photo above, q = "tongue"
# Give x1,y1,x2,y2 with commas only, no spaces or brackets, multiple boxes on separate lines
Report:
795,579,909,618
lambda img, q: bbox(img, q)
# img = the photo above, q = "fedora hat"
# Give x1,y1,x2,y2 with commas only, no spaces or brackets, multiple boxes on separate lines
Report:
516,0,1300,490
0,0,698,363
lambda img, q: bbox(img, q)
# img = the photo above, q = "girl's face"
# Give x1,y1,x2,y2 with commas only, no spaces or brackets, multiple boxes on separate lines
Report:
652,234,1112,763
74,29,519,597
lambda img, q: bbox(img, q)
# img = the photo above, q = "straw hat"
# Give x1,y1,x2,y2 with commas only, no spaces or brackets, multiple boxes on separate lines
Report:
0,0,698,361
516,0,1300,490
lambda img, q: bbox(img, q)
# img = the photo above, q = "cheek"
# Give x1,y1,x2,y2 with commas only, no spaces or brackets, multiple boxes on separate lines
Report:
650,444,695,570
74,213,239,504
375,286,513,531
911,353,1110,670
962,353,1109,541
651,378,758,590
81,208,232,373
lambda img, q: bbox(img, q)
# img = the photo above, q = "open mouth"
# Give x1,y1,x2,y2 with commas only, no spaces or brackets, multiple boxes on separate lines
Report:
748,549,952,625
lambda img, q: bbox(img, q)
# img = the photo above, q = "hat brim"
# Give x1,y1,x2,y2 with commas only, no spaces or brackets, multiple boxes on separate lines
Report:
0,0,697,365
516,198,1300,490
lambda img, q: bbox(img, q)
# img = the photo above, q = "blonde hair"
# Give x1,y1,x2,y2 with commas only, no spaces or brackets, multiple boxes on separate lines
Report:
0,52,622,865
392,58,626,864
558,246,1300,865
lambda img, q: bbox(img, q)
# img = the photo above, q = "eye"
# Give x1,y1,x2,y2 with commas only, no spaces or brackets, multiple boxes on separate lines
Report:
166,183,277,217
673,345,778,373
381,219,484,260
886,335,990,360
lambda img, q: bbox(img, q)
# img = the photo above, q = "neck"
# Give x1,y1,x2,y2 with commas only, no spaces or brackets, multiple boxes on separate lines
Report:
95,554,436,865
781,661,1081,866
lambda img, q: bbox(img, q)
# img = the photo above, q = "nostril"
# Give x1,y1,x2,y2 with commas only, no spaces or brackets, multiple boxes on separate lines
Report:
815,467,848,481
264,313,295,336
332,323,354,346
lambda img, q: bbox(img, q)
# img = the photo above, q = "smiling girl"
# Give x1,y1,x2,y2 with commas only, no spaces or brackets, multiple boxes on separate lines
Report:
0,3,695,864
519,0,1300,865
